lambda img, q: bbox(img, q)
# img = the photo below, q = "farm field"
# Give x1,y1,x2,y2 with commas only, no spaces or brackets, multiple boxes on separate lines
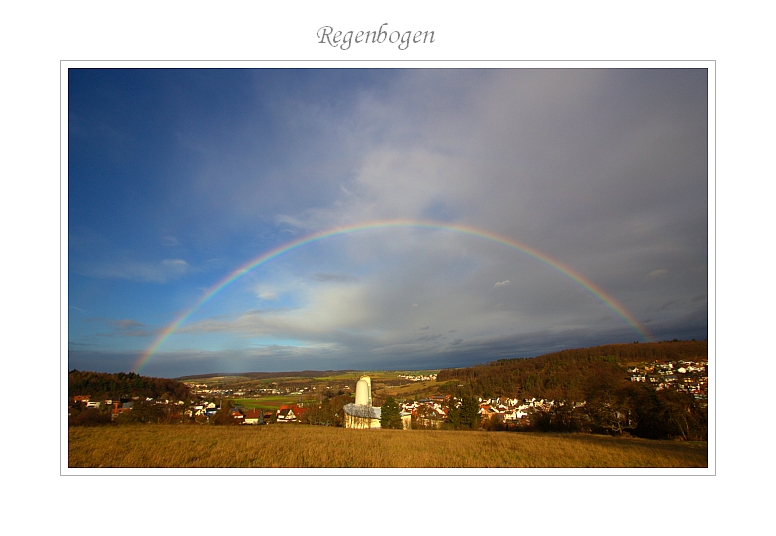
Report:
228,396,300,410
68,425,707,469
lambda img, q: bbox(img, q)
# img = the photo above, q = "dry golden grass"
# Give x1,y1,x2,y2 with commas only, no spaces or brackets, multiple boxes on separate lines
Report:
68,425,707,469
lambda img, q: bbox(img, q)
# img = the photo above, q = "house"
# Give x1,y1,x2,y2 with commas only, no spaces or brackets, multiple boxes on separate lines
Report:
479,405,498,417
276,405,297,422
504,408,528,421
243,409,264,425
112,401,132,418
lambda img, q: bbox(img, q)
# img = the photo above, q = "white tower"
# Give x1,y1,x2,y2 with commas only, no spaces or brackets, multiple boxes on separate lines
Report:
344,375,380,428
355,376,372,406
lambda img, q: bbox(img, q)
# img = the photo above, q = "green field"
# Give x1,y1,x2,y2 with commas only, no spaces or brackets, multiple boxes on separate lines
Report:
229,396,301,410
68,424,707,469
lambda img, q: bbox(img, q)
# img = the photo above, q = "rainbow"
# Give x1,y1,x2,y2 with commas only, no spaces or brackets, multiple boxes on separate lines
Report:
134,219,652,372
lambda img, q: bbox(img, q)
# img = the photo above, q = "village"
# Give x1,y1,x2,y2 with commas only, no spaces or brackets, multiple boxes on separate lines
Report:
69,359,707,430
625,360,708,401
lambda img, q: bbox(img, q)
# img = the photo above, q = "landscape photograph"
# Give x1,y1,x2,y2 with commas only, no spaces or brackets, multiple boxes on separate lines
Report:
65,66,710,472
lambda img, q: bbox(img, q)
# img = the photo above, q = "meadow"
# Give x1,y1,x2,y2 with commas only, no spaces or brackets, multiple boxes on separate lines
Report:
229,395,300,410
68,424,707,469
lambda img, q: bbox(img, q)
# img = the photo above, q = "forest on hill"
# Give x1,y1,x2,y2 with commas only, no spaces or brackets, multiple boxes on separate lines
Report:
68,370,191,401
437,340,708,440
437,340,707,400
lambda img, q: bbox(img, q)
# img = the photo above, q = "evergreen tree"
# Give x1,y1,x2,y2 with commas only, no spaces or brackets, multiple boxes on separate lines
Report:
460,396,480,430
380,396,402,429
445,398,461,430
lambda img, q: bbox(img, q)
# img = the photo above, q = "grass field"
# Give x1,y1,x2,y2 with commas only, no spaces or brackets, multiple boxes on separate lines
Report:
68,425,707,469
229,396,301,410
379,380,442,398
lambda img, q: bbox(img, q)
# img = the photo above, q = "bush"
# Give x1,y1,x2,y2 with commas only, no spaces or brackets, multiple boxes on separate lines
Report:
116,401,167,424
482,416,505,431
69,407,111,426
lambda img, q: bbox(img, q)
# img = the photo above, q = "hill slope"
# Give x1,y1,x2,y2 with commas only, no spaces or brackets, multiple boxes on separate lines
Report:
437,340,707,400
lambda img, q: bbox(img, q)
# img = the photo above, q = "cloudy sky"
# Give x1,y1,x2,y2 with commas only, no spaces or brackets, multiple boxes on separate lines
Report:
68,68,708,377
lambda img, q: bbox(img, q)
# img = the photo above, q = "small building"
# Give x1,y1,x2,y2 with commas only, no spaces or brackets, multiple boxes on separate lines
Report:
276,405,297,422
243,409,263,425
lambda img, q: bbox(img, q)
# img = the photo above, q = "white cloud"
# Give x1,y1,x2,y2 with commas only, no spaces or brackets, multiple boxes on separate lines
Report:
163,259,188,270
257,291,278,300
495,280,511,287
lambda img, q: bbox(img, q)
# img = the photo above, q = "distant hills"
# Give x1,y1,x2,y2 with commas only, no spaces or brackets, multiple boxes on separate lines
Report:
177,370,358,381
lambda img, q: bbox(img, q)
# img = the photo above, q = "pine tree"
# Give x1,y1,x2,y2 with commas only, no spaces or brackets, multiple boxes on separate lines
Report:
446,398,461,430
460,396,480,429
380,396,402,429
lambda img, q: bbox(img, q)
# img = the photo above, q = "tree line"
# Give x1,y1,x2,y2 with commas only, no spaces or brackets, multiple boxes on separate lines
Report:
69,370,192,402
529,383,707,440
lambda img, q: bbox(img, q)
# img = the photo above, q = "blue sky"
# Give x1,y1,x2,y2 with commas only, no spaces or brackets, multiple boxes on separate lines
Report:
68,68,708,377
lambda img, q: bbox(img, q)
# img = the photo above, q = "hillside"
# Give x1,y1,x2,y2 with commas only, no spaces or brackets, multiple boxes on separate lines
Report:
68,370,191,401
68,425,708,469
437,339,707,400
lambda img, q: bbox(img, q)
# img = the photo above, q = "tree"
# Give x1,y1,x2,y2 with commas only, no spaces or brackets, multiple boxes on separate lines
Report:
331,394,354,427
69,407,111,426
380,396,402,429
460,396,480,430
116,399,166,424
316,398,335,426
629,387,707,440
585,391,636,435
413,404,440,429
445,397,461,429
211,400,240,425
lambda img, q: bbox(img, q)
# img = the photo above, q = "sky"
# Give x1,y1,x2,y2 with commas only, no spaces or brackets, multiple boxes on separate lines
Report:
67,68,708,377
